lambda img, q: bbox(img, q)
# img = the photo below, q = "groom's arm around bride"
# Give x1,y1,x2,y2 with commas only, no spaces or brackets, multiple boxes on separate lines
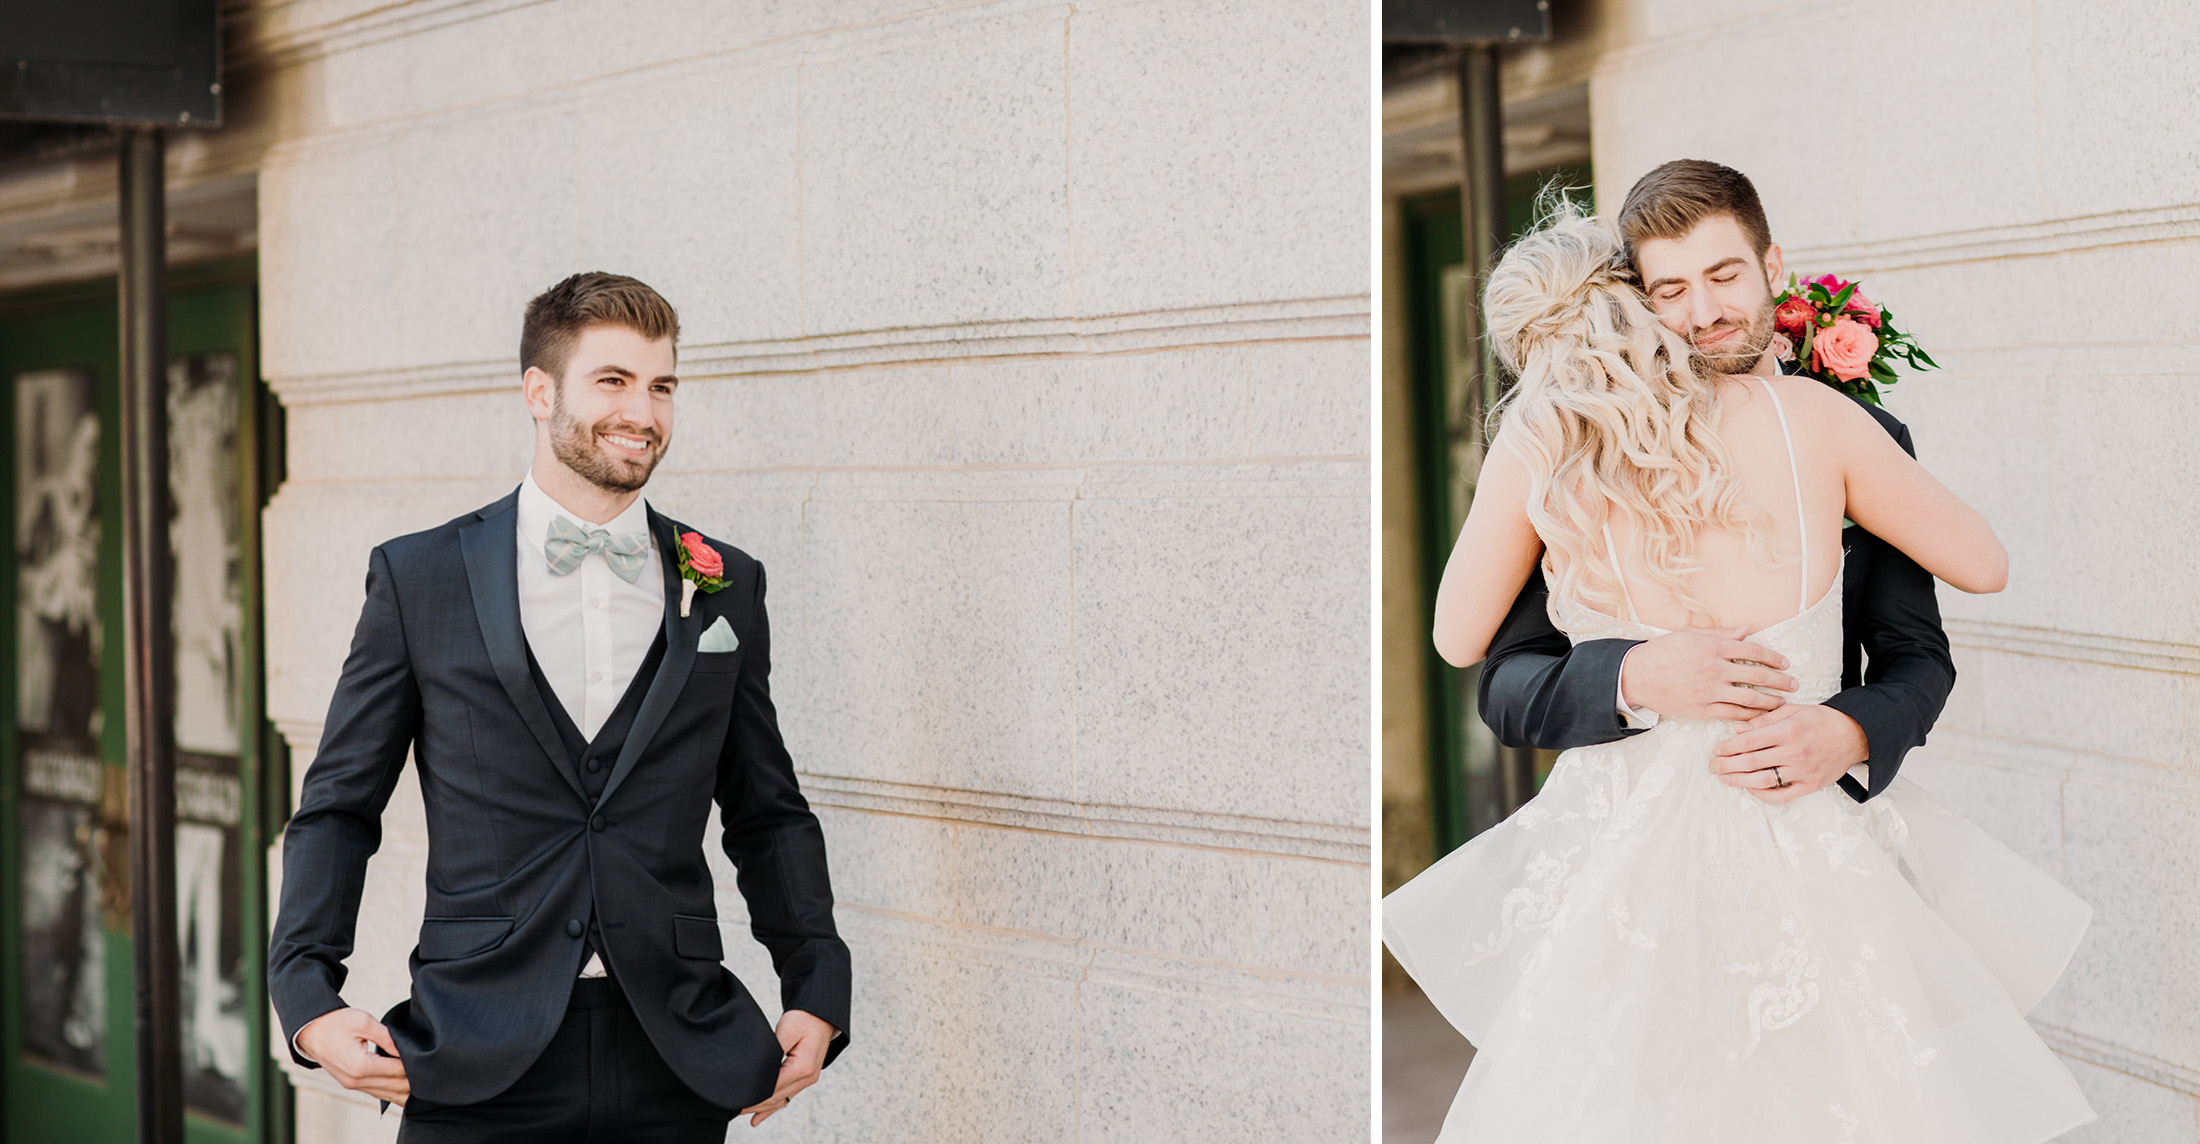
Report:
1475,160,1956,804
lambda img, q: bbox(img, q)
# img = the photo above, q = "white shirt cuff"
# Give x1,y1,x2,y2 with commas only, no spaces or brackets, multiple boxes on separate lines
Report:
1615,647,1659,729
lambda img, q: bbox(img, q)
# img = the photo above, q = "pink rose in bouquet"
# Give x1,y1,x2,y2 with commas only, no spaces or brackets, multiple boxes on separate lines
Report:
1844,289,1881,328
1811,318,1879,382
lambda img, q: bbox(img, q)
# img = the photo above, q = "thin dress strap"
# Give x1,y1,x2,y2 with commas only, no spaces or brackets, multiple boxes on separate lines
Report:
1600,519,1643,623
1756,376,1809,611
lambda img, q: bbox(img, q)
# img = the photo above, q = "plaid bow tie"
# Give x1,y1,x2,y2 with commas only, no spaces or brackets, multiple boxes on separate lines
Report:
543,515,649,584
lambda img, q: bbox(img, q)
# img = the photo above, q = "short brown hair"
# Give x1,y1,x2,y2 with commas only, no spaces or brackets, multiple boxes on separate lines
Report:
1615,159,1771,271
520,272,681,380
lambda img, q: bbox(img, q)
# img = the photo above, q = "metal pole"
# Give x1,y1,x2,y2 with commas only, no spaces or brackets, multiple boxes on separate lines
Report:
1454,46,1539,816
120,124,185,1144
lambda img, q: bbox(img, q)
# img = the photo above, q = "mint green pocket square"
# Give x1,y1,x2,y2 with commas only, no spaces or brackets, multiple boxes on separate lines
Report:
697,615,740,653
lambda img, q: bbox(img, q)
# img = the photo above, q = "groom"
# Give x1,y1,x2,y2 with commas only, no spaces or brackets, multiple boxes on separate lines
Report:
1478,159,1956,804
268,273,849,1140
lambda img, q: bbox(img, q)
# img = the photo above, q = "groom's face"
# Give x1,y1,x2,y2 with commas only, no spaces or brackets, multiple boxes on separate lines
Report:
528,323,679,493
1635,213,1785,375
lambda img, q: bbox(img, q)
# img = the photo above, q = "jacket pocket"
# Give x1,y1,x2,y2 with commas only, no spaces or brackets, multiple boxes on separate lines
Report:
417,916,515,961
691,649,743,675
672,914,725,960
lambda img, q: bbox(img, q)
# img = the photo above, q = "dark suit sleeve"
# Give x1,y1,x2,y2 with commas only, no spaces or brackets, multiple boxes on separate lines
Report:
267,545,423,1068
1825,417,1956,802
1476,563,1648,750
716,559,853,1066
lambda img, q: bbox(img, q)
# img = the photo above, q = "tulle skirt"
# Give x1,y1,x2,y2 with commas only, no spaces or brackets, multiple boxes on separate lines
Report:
1383,717,2095,1144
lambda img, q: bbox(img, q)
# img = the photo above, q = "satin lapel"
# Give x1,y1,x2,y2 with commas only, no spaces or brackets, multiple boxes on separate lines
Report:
595,506,697,810
459,495,589,805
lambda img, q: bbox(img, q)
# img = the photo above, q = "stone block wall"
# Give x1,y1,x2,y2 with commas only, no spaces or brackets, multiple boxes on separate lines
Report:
247,2,1370,1140
1594,0,2200,1135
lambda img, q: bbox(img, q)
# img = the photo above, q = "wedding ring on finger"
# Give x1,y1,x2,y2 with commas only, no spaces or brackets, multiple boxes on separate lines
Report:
1771,765,1791,789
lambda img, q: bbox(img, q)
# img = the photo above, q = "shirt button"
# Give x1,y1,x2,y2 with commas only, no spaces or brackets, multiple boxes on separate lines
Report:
566,919,583,938
591,814,607,832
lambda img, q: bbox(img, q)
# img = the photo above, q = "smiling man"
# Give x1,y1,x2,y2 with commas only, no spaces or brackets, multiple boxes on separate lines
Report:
269,273,849,1142
1474,159,1956,807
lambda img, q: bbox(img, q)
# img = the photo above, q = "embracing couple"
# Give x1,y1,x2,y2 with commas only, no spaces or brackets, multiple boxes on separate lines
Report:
1385,161,2096,1140
267,274,844,1141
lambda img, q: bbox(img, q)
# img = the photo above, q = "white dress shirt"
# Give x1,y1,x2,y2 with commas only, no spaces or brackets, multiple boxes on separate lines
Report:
295,475,665,1055
516,471,665,976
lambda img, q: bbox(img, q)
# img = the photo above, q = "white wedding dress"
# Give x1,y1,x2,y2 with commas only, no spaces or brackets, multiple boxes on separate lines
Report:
1384,380,2096,1143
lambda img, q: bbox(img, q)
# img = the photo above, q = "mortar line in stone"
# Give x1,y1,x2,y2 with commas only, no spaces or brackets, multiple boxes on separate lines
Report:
806,795,1369,855
264,329,1375,393
651,452,1371,475
816,806,1368,864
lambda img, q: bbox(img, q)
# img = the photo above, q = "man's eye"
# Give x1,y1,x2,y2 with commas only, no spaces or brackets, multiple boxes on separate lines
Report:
1711,274,1736,284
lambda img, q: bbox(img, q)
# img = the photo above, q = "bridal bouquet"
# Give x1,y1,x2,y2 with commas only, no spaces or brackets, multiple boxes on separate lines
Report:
1772,273,1936,405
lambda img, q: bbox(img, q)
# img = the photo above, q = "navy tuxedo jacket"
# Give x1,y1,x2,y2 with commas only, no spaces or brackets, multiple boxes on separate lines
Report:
268,490,850,1110
1477,397,1956,801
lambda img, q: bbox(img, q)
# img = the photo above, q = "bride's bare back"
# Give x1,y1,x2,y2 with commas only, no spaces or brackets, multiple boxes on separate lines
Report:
1598,374,1843,636
1432,370,2006,668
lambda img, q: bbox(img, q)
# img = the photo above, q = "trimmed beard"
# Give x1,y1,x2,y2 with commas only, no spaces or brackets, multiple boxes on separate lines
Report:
1695,289,1778,375
549,381,664,493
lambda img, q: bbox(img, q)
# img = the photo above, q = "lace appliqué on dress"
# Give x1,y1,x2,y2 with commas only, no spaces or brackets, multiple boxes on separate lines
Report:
1723,916,1823,1060
1839,943,1938,1089
1461,846,1579,968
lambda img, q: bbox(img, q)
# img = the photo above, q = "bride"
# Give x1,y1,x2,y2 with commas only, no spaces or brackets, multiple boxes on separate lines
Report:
1383,206,2094,1142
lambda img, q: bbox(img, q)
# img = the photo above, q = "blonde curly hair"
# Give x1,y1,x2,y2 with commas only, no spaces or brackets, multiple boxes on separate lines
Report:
1484,203,1775,622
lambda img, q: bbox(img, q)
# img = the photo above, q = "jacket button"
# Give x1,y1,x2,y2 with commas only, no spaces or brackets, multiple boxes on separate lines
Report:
566,919,583,938
591,813,606,832
585,758,602,773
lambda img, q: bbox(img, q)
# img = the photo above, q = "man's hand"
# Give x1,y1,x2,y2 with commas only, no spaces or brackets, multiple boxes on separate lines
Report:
1619,626,1797,721
1710,703,1869,804
296,1007,410,1107
738,1009,836,1127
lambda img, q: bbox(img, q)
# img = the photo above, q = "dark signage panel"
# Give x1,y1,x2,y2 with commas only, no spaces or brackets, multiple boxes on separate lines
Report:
0,0,221,126
1385,0,1553,43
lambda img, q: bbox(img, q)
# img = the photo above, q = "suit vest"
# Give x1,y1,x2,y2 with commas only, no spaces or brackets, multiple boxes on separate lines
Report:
522,630,668,964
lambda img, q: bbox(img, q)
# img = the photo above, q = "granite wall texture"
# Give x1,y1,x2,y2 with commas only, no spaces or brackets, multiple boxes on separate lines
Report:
247,2,1371,1141
1593,0,2200,1137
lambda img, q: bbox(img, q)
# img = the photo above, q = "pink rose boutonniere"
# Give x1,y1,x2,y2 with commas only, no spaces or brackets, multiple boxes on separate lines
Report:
1773,273,1937,404
676,530,726,617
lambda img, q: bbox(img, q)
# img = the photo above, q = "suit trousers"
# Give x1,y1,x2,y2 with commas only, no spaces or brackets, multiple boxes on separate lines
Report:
396,975,734,1143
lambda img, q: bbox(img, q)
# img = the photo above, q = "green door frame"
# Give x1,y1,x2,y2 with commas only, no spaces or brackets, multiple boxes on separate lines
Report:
1401,167,1593,859
0,257,291,1144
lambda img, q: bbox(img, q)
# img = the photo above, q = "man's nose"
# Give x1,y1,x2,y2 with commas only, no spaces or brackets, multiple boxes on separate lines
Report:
614,384,656,429
1686,286,1722,330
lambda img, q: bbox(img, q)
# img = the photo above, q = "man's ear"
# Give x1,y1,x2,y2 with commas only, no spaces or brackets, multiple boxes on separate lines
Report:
522,366,557,422
1762,243,1785,292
